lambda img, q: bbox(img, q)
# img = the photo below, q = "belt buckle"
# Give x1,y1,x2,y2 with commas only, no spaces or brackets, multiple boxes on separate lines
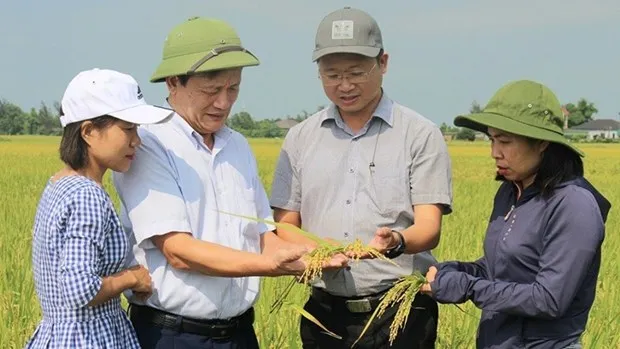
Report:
345,298,372,313
210,320,238,341
211,326,233,341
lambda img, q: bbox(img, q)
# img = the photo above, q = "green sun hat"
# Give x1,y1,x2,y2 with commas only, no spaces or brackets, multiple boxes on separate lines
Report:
150,17,260,83
454,80,584,157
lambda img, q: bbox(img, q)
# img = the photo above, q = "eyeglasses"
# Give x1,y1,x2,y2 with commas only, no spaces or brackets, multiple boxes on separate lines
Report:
318,63,377,86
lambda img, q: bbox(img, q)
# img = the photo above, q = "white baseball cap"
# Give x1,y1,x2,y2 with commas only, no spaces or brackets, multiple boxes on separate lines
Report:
60,68,173,127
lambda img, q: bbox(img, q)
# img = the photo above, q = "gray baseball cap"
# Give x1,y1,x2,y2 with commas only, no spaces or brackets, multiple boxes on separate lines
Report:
312,6,383,62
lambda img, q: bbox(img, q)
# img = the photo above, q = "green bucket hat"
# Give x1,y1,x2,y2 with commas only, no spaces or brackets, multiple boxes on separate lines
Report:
454,80,584,157
150,17,259,83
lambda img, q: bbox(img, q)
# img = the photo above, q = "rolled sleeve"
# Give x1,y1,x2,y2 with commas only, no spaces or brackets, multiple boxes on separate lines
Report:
113,129,191,249
409,126,453,214
270,130,302,212
60,187,108,309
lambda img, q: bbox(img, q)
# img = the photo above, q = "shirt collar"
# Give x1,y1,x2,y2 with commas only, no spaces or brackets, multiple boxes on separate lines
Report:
321,89,394,128
163,98,232,151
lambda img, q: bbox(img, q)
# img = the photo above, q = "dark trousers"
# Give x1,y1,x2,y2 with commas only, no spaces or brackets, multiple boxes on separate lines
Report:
128,305,259,349
300,289,438,349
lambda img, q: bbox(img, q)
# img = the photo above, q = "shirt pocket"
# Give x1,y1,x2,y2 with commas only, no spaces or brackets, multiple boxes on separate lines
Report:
369,168,409,215
237,187,257,216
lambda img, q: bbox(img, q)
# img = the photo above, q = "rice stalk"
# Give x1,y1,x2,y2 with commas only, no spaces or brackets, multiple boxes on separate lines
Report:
217,210,406,341
216,210,397,272
285,302,342,340
351,271,427,348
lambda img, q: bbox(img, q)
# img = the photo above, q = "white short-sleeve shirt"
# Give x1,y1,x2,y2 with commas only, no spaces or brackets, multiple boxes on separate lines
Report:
112,112,274,320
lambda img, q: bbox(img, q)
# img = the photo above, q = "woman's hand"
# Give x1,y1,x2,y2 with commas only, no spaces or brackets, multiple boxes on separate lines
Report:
420,266,438,295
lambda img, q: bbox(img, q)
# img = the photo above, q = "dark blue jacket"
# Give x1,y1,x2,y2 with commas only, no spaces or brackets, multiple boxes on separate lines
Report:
431,177,611,349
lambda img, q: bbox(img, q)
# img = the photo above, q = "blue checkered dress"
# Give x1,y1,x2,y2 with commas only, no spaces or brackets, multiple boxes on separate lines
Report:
24,175,140,349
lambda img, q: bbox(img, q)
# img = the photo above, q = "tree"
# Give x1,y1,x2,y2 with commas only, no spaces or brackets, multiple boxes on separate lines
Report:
0,99,25,135
439,122,459,135
456,128,476,141
24,108,40,135
36,102,62,135
565,98,598,127
227,111,255,132
470,100,483,114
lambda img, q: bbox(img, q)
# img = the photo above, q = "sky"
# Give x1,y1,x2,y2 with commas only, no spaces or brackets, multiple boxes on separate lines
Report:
1,0,619,125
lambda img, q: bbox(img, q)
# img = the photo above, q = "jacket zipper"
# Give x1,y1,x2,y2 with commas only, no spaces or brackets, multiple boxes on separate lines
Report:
504,205,515,221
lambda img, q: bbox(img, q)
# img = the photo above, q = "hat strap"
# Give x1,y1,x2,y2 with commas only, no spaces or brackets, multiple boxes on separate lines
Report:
187,45,257,74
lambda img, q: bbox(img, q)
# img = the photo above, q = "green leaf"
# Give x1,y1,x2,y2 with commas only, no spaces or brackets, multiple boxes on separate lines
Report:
216,210,338,246
351,295,384,348
285,302,342,340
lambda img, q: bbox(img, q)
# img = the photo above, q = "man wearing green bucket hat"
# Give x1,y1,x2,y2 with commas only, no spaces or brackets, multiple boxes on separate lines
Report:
113,17,348,349
420,80,612,349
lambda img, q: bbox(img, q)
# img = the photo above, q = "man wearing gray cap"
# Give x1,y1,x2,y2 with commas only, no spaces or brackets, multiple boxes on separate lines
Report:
270,6,453,349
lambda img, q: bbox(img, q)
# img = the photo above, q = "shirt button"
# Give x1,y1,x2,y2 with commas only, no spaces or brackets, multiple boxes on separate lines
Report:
349,168,354,173
344,232,349,237
346,199,351,204
508,228,511,232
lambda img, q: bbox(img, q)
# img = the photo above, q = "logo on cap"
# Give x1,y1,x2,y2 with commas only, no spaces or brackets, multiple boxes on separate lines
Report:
332,20,354,40
137,86,143,99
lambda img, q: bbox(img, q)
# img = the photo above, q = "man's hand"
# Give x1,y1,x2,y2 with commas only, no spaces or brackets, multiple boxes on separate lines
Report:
420,266,438,295
319,252,349,270
368,227,400,254
346,227,400,260
270,246,310,276
271,246,349,277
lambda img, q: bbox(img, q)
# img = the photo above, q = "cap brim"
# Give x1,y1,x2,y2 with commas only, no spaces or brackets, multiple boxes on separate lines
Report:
312,46,381,62
151,50,260,83
109,104,174,125
454,113,585,157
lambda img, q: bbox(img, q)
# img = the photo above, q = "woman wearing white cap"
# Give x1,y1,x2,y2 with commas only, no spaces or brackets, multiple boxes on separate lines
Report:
24,68,173,348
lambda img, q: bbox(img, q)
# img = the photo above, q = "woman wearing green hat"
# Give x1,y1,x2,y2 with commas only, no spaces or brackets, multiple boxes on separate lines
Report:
420,80,611,349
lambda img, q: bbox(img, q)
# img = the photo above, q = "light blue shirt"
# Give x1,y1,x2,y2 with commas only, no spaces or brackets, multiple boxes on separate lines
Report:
113,111,274,320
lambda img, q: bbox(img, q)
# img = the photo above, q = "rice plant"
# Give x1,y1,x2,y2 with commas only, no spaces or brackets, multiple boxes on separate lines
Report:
352,271,427,348
3,137,619,349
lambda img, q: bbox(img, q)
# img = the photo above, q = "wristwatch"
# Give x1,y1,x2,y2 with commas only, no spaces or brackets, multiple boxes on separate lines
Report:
384,230,406,259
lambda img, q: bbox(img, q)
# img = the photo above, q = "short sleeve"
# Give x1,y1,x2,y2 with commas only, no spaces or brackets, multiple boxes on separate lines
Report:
245,140,275,233
113,128,192,250
270,128,302,212
409,125,453,214
60,186,109,309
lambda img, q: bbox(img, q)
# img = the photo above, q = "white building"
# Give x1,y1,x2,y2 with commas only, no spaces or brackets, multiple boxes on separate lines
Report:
567,119,620,140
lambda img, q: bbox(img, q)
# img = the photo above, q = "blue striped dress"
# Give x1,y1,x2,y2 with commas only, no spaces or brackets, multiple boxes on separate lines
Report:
24,175,140,349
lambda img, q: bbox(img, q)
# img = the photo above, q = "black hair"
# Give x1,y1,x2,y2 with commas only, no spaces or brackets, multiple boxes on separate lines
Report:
534,141,583,197
496,140,583,197
58,106,116,170
176,70,229,86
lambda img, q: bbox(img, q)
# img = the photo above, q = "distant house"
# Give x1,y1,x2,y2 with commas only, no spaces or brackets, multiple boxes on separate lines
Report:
443,132,457,142
474,131,489,141
566,119,620,140
275,119,299,133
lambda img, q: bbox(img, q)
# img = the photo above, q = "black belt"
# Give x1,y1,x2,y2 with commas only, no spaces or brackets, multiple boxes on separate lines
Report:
128,304,254,340
310,287,389,314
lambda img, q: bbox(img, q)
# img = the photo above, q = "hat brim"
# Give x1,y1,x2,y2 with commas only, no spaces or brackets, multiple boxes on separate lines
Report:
312,46,381,62
454,113,585,157
109,104,174,125
150,50,259,83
